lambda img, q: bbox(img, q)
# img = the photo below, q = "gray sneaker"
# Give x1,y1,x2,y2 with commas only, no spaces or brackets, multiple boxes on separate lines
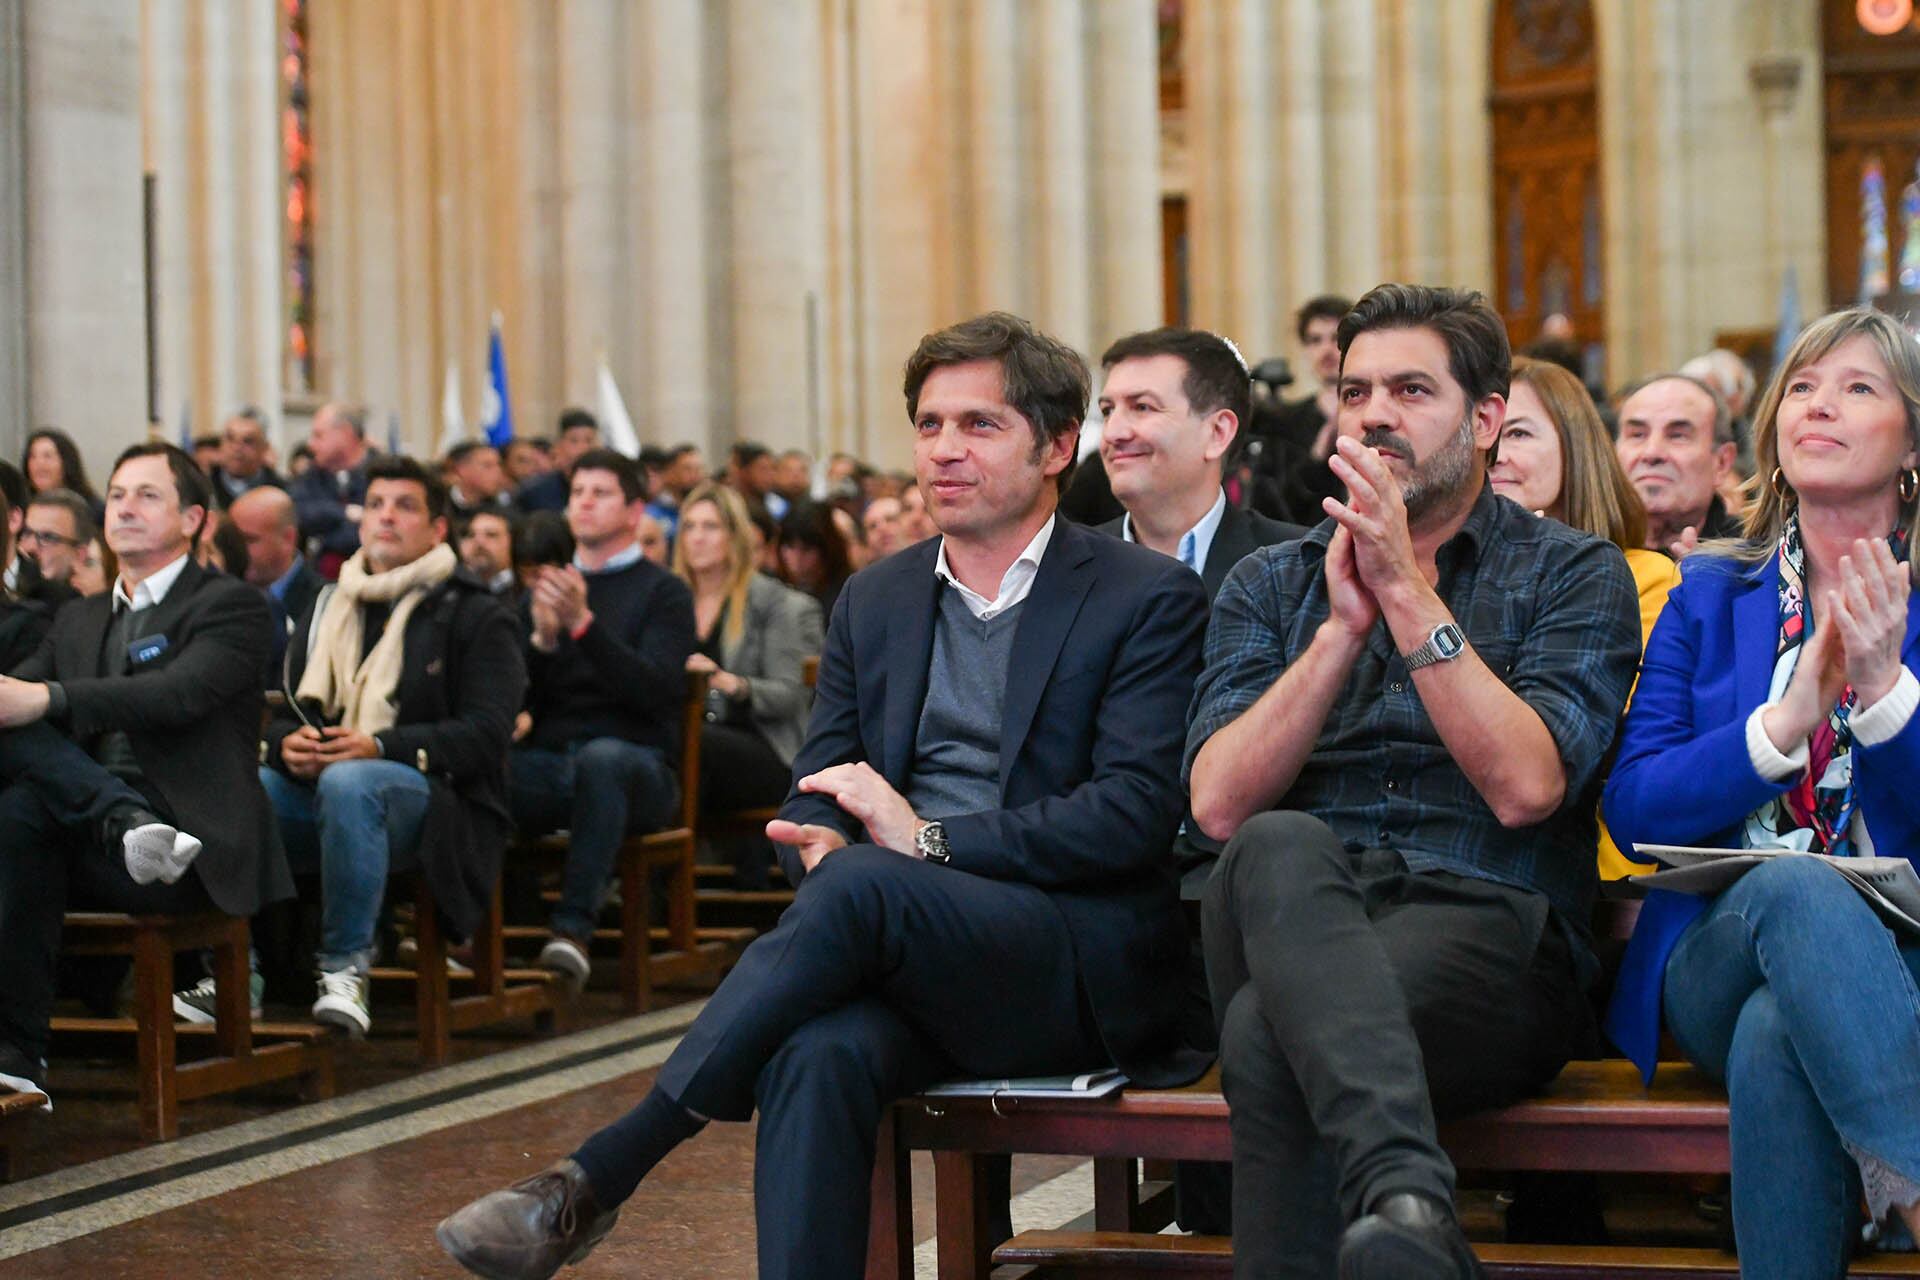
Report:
173,973,265,1024
536,935,591,991
312,968,371,1038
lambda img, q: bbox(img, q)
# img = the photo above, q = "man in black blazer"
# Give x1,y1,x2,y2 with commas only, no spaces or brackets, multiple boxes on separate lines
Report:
0,443,286,1104
229,486,326,678
1094,325,1306,600
440,312,1209,1280
259,455,523,1037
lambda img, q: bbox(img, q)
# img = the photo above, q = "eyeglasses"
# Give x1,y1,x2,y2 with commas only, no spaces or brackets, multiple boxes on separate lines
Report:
19,527,81,550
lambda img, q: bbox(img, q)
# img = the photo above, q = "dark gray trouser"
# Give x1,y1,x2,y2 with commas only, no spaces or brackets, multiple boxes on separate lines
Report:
1202,811,1589,1279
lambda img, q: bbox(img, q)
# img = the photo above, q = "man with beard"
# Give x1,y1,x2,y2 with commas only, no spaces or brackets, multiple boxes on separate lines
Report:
1185,284,1639,1279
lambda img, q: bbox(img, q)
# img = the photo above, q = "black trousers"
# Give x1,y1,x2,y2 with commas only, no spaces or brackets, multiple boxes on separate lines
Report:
0,723,211,1062
696,723,793,890
641,845,1107,1280
1202,812,1589,1279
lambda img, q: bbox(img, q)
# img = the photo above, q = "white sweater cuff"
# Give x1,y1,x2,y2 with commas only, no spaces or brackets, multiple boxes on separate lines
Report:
1852,667,1920,748
1747,703,1809,782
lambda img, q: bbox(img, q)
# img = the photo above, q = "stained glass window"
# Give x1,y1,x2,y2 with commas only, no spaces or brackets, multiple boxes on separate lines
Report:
282,0,314,395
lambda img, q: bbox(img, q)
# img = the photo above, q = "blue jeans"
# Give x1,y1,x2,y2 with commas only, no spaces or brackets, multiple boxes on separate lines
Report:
1665,856,1920,1278
262,761,430,973
508,739,678,940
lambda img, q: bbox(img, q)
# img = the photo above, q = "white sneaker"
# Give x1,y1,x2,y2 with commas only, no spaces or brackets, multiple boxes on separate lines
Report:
537,935,591,990
311,968,371,1038
122,823,203,886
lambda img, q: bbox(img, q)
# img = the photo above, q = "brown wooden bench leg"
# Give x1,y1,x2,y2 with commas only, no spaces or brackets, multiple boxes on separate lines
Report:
210,919,253,1060
415,882,451,1065
934,1149,997,1280
667,837,696,954
620,846,653,1014
132,925,178,1141
1093,1156,1140,1230
866,1108,912,1280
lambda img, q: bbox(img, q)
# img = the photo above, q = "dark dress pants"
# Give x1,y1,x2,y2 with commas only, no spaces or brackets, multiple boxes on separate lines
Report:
1202,812,1590,1279
696,722,793,890
648,845,1108,1280
0,726,211,1063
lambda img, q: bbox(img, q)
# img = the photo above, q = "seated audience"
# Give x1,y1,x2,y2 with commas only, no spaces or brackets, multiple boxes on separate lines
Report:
645,443,705,539
208,407,285,508
897,482,937,543
20,488,95,595
199,511,250,579
1252,294,1352,525
1606,308,1920,1277
635,511,669,566
260,456,523,1036
860,494,905,561
67,533,114,599
513,511,574,591
0,488,51,670
228,486,326,673
1616,373,1742,559
674,483,823,889
773,449,812,509
1187,285,1639,1278
503,438,551,489
191,434,223,475
440,310,1208,1280
727,441,782,521
22,427,104,524
774,501,853,615
508,450,696,986
0,443,284,1107
289,402,374,578
456,507,519,599
447,441,513,519
516,410,601,514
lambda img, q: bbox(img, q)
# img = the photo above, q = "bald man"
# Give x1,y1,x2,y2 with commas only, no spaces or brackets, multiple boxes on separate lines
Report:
229,486,326,674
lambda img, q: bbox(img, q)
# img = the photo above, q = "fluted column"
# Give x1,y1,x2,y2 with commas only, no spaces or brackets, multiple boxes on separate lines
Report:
0,0,28,464
1086,0,1163,346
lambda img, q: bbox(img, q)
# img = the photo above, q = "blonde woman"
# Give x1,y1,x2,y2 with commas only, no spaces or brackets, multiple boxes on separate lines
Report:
673,484,823,886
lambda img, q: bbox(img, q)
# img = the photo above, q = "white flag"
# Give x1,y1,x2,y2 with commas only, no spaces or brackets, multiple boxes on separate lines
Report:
596,357,642,458
438,358,466,457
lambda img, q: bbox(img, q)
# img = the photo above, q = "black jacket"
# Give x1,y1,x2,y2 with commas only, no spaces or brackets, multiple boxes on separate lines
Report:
267,569,526,942
16,559,287,916
11,553,77,612
0,597,51,673
1096,504,1307,601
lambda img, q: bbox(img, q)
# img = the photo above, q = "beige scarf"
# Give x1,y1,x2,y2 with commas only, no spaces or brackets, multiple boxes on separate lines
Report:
294,542,458,735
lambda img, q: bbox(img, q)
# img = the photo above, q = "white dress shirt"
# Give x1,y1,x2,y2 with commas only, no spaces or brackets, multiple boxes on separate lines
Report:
113,552,192,613
934,515,1055,621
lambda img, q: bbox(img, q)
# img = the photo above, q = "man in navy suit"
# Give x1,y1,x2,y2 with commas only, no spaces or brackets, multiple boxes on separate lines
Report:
440,312,1209,1280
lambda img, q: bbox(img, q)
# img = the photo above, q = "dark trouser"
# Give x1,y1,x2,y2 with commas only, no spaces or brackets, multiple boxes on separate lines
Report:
0,728,211,1063
599,845,1108,1280
508,738,679,940
696,723,792,890
1202,812,1589,1279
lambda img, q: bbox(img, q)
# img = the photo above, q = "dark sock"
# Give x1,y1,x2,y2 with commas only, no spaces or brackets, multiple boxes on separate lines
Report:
570,1087,706,1206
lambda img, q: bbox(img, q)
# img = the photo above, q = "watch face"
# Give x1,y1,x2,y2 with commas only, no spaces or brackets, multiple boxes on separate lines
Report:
1434,624,1466,658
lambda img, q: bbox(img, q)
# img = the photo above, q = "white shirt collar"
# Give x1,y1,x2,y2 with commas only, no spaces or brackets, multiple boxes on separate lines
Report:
113,552,192,613
934,514,1055,621
1122,488,1228,575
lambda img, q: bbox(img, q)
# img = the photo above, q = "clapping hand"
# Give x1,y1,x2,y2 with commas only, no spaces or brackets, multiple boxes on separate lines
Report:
1830,538,1911,708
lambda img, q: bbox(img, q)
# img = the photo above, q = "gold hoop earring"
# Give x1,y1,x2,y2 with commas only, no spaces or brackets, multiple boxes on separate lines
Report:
1902,467,1919,505
1770,467,1792,499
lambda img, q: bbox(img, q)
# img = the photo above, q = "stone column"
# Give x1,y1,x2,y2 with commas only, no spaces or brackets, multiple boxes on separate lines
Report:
1086,0,1163,346
0,0,28,463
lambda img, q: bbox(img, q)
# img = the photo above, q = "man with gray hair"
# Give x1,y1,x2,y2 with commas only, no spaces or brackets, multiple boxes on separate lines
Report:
289,403,374,578
208,407,286,509
1613,373,1741,558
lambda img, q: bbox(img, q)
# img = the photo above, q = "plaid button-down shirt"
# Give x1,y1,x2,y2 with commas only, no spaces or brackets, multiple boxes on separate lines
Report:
1185,482,1641,930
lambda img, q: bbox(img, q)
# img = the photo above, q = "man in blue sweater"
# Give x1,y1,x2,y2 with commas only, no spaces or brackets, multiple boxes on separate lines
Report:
506,449,696,984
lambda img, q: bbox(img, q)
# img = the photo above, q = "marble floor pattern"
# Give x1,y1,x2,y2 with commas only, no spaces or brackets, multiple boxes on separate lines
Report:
0,998,1095,1278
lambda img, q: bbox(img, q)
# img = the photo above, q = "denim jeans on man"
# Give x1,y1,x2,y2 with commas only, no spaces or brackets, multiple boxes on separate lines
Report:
1665,855,1920,1279
508,738,678,941
260,761,430,973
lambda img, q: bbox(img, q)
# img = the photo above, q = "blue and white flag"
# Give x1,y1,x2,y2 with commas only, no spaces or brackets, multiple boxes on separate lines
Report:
178,401,193,452
481,314,514,448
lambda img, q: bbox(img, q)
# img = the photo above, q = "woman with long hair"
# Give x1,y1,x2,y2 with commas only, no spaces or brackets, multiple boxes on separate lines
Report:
22,428,102,518
774,500,853,616
673,484,823,887
1606,308,1920,1275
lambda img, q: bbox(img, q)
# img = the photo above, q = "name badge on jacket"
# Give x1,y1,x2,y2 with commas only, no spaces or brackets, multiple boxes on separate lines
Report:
128,635,169,666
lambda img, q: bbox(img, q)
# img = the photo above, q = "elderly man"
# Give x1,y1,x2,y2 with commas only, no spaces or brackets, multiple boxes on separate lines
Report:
1614,374,1741,559
229,486,326,674
208,408,285,509
289,403,374,578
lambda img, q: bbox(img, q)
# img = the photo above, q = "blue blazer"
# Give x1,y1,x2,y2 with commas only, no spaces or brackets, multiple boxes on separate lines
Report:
1603,551,1920,1080
779,519,1210,1085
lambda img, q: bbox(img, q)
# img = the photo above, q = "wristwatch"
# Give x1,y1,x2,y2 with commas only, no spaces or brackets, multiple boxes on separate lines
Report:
1401,622,1466,672
914,820,952,865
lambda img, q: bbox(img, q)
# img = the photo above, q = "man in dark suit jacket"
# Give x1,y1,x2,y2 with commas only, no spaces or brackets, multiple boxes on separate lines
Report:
260,455,523,1038
440,313,1208,1280
230,486,326,679
0,443,286,1105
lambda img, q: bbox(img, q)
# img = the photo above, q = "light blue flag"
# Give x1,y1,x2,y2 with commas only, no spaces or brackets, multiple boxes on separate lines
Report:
178,401,193,451
482,315,514,448
1773,264,1801,371
386,412,402,457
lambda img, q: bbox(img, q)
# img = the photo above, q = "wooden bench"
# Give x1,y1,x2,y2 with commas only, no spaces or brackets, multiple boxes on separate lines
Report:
0,1085,48,1181
367,878,573,1066
866,1060,1796,1280
505,671,754,1012
48,912,334,1141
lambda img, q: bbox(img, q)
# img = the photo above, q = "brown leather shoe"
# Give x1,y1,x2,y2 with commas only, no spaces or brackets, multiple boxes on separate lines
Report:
436,1158,618,1280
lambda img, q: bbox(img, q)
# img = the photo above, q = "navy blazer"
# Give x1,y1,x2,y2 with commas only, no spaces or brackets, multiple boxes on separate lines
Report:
1603,551,1920,1078
779,518,1210,1085
1094,503,1307,601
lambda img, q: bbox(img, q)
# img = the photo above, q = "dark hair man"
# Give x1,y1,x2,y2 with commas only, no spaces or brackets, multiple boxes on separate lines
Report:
446,441,512,520
257,454,523,1036
0,442,285,1107
727,441,783,520
502,438,551,488
773,449,812,502
457,507,519,598
209,407,286,509
1186,284,1640,1277
20,488,96,591
1614,373,1740,558
440,312,1210,1279
516,409,602,514
289,402,374,579
1242,293,1356,525
506,448,697,986
2,462,75,611
643,444,705,539
191,433,223,474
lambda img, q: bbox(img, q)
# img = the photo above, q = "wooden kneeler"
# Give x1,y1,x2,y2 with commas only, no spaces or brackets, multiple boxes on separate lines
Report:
368,877,573,1066
49,912,335,1142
